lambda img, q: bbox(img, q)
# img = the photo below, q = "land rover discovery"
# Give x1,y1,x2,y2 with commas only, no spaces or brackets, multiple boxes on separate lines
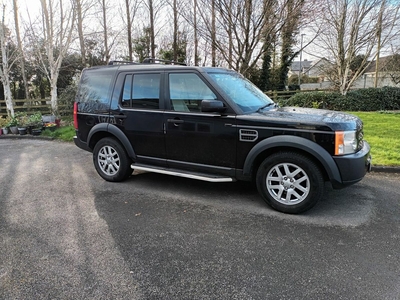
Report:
73,59,371,213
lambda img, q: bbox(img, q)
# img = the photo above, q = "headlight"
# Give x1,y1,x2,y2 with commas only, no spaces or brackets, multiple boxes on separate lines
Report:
335,131,357,155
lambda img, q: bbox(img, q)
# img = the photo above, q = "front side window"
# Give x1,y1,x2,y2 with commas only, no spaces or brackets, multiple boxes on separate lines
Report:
121,73,161,109
208,72,274,113
169,73,217,112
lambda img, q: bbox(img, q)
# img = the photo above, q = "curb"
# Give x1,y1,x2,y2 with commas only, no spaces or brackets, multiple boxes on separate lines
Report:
370,165,400,173
1,134,399,173
0,134,55,141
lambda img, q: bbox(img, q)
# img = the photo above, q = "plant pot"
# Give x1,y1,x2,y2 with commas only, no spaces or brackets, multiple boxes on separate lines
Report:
10,126,19,134
27,125,34,135
32,129,42,136
0,128,2,135
2,127,8,135
18,127,27,135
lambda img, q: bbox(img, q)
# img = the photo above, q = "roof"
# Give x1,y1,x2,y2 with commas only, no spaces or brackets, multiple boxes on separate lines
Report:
290,60,313,72
364,55,400,73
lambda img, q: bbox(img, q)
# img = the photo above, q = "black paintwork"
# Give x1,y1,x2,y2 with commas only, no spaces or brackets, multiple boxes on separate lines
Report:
73,64,371,188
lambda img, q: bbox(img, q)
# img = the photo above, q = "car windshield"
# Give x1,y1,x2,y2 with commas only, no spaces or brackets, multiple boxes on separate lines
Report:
208,72,274,113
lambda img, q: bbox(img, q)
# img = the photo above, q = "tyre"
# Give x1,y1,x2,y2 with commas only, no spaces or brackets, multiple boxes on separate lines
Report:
93,137,132,182
256,151,324,214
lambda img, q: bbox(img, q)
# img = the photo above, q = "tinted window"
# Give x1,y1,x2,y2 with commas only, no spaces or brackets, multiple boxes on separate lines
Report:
169,73,216,112
121,73,161,109
122,74,133,107
77,69,114,112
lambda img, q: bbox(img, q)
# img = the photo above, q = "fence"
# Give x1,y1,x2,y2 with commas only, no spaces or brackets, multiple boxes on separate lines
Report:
0,90,314,117
265,89,316,105
0,99,71,117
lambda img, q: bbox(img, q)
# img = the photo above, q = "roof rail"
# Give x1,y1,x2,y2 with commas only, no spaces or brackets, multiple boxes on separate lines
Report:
142,58,186,66
108,60,139,65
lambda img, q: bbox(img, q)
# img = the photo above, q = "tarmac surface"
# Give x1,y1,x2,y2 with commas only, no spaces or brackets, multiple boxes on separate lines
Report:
0,138,399,299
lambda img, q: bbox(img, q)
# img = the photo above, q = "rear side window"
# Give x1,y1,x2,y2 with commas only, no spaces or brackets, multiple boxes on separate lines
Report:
121,73,161,109
77,69,114,112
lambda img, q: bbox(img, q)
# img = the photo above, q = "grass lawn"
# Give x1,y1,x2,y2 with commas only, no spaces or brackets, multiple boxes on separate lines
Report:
350,111,400,166
41,125,76,142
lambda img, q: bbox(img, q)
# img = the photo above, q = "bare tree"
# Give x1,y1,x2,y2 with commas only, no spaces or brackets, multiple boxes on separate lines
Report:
142,0,166,59
172,0,178,61
32,0,76,115
312,0,400,95
0,5,17,117
97,0,111,63
193,0,198,65
75,0,95,66
210,0,216,66
12,0,29,100
194,0,297,76
124,0,140,61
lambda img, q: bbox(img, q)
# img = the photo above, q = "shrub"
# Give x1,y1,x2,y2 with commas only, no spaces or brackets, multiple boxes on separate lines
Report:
58,84,77,116
283,87,400,111
285,91,344,110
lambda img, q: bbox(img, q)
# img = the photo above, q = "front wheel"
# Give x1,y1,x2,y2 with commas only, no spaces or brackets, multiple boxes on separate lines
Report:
93,137,132,182
256,152,324,214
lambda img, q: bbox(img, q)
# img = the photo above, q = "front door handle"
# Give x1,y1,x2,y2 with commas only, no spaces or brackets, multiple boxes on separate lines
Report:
167,118,184,126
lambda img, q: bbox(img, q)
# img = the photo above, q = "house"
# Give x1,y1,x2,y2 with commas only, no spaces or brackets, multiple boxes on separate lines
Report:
289,58,332,81
357,55,400,88
288,60,312,77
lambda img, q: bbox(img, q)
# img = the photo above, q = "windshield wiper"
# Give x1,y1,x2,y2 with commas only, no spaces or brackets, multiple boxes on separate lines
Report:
257,102,276,112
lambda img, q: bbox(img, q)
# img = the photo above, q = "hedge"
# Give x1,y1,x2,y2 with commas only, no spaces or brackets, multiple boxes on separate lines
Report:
283,87,400,111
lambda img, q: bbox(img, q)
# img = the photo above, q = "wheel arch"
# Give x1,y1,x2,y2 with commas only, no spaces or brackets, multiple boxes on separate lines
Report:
243,135,342,185
87,123,136,160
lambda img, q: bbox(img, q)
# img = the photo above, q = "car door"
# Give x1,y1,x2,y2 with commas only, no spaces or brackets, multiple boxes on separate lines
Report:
164,71,237,176
110,71,166,167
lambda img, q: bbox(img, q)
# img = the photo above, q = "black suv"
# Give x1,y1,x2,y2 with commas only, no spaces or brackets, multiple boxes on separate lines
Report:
73,60,371,214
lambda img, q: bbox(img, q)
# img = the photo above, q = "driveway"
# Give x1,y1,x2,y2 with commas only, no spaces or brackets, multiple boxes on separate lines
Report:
0,139,399,299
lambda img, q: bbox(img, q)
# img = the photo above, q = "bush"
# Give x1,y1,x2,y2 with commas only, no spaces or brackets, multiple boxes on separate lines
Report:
285,91,344,110
283,87,400,111
58,84,77,116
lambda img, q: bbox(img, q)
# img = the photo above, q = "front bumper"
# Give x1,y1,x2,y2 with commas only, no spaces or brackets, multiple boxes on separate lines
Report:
332,141,371,189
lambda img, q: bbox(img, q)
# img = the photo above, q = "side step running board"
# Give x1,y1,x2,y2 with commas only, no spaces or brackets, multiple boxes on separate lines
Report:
131,164,234,183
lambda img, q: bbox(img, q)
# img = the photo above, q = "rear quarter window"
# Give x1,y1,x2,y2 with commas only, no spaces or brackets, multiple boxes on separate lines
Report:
77,69,115,113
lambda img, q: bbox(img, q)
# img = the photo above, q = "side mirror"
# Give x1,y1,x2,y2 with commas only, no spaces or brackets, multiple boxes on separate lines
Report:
201,100,226,113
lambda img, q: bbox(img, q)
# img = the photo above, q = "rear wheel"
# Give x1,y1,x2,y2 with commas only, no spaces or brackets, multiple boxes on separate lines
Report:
93,137,132,182
256,152,324,214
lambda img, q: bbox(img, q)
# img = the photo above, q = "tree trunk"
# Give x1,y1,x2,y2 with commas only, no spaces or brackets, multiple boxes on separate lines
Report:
173,0,178,62
125,0,133,61
76,0,86,66
193,0,198,66
39,0,75,116
50,72,59,114
0,73,14,117
13,0,30,100
149,0,156,59
211,0,216,67
102,0,110,63
0,7,15,117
